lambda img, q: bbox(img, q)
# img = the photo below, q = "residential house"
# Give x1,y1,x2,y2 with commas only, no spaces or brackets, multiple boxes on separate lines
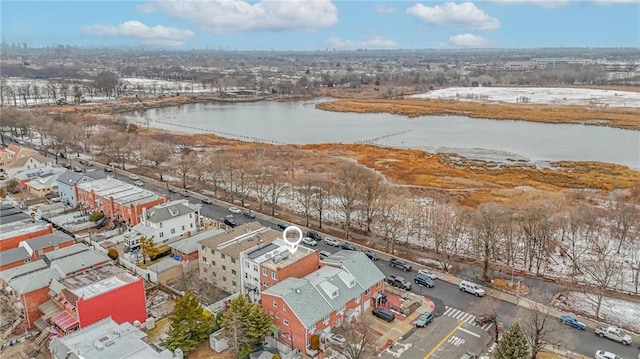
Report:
168,227,224,268
25,168,66,197
0,218,53,251
198,222,280,295
241,239,319,302
49,317,171,359
107,199,201,254
76,177,169,226
0,244,111,329
19,231,75,261
11,165,62,190
0,246,30,271
0,203,31,225
0,144,39,175
47,265,146,333
4,153,55,179
56,171,93,206
261,251,385,355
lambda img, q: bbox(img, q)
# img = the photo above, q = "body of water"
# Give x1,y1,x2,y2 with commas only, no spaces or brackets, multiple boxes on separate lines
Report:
128,100,640,169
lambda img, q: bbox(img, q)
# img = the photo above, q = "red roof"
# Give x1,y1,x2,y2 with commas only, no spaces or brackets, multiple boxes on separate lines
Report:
51,311,79,331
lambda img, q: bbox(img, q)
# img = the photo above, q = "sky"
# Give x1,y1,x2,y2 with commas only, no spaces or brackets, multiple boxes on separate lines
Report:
1,0,639,50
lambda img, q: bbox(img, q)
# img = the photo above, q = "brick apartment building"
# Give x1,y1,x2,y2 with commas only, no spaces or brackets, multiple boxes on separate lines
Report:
76,177,169,226
261,251,385,355
0,218,53,251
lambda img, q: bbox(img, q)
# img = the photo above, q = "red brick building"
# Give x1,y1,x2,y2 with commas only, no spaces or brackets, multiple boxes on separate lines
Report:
261,251,385,355
47,265,147,333
76,177,169,226
0,219,53,251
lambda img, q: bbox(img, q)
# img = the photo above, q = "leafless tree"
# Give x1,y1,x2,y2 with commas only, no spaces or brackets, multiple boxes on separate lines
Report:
295,173,316,227
518,290,566,359
557,205,596,278
359,172,384,233
175,152,198,189
378,194,405,254
312,180,330,229
607,199,638,254
426,201,463,272
331,316,377,359
517,201,557,275
333,163,365,238
582,235,620,318
143,140,173,181
203,151,224,197
472,203,505,280
233,161,253,207
265,172,288,216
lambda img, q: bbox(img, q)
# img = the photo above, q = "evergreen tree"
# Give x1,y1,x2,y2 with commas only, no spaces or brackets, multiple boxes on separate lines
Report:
493,322,530,359
221,295,275,355
162,291,218,354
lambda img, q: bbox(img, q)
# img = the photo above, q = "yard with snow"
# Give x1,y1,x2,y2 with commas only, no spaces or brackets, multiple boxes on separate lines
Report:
409,87,640,108
555,291,640,333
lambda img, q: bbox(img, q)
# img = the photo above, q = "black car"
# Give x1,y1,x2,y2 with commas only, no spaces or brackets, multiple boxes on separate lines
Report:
201,198,213,204
277,223,289,230
168,187,177,193
103,166,113,172
62,163,72,169
243,210,256,219
223,218,237,227
364,250,378,261
306,230,321,241
340,242,356,251
414,273,435,288
390,258,412,271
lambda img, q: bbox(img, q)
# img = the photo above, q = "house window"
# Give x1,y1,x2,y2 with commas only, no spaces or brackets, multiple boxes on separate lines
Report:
222,277,226,282
210,248,215,254
222,265,226,270
190,223,193,228
338,304,345,313
254,265,258,272
171,228,176,234
221,254,225,259
231,258,236,264
245,273,248,279
203,268,208,273
355,297,360,304
365,288,371,295
160,223,163,228
182,225,185,231
231,270,236,275
212,261,216,266
336,318,342,326
376,281,381,288
270,311,273,317
263,268,268,275
271,272,277,280
276,313,280,319
203,257,207,262
273,300,277,307
246,262,250,268
190,213,193,218
159,232,164,238
284,319,289,326
232,281,236,287
323,314,329,324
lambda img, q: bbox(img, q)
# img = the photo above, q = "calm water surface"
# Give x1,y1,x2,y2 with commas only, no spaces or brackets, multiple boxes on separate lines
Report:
128,100,640,169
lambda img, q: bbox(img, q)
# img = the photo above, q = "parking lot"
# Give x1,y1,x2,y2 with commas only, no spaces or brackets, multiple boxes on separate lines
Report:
380,305,492,359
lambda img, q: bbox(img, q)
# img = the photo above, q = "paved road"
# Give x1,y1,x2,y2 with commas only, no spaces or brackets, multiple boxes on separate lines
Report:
79,163,640,359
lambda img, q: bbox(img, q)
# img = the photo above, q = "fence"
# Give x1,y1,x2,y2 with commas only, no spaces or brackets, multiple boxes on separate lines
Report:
118,256,159,283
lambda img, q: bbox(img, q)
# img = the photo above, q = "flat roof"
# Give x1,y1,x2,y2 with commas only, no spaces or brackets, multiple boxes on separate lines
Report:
246,243,279,260
0,219,50,241
0,204,31,225
261,241,316,270
77,177,165,206
199,222,280,257
60,265,138,299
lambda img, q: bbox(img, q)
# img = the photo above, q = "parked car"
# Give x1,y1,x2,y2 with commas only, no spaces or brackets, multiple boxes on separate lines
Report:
228,207,242,214
414,273,435,288
459,280,486,297
78,159,90,166
417,269,437,280
389,258,412,271
328,333,347,347
372,308,395,322
242,210,256,219
62,163,72,169
364,250,378,261
306,230,322,241
558,315,586,330
223,218,237,227
340,242,356,251
103,166,113,172
73,166,83,173
595,325,633,345
182,191,190,197
167,187,176,193
460,352,478,359
415,312,434,328
133,180,144,187
302,237,317,246
595,350,623,359
325,237,340,247
201,198,213,204
277,223,289,230
319,250,332,259
128,174,139,180
387,275,412,291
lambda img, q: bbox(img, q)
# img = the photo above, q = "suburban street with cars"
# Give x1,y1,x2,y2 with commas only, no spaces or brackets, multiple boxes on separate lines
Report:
14,149,640,359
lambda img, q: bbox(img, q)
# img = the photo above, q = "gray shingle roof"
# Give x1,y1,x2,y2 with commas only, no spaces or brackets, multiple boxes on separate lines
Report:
56,171,91,187
263,277,332,328
0,246,30,266
24,232,74,252
306,266,364,310
146,201,196,223
43,244,91,262
323,251,386,289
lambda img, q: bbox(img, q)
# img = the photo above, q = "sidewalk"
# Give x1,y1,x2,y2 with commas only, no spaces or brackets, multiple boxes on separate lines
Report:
374,297,435,352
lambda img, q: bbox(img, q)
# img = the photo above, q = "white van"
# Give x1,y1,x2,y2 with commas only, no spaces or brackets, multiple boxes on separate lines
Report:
459,281,486,297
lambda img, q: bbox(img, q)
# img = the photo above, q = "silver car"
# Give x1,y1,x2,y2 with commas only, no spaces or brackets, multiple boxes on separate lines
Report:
325,237,340,247
302,237,317,246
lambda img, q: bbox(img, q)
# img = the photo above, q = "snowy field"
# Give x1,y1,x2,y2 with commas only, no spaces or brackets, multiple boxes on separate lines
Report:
555,291,640,333
409,87,640,108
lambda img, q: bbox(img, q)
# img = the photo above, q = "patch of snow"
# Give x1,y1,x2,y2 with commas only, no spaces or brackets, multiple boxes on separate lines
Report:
409,87,640,108
555,291,640,333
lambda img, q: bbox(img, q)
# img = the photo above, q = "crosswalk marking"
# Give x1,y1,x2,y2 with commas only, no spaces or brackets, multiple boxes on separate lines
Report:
442,306,495,331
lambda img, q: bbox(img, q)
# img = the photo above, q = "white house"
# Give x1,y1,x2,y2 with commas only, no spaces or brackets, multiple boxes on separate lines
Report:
118,199,202,253
4,154,55,178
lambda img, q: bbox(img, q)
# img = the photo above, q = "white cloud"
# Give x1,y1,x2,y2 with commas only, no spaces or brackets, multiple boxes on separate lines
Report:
327,36,397,49
375,4,396,14
491,0,638,7
448,33,496,48
407,2,500,31
81,21,195,46
137,0,339,34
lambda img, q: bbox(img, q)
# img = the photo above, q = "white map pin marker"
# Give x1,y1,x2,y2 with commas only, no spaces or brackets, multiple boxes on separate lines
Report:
282,226,303,254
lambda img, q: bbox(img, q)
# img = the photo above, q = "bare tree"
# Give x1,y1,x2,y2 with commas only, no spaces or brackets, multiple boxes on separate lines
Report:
331,316,377,359
378,194,405,254
518,290,568,359
582,235,620,318
265,172,288,216
607,199,638,254
517,201,556,275
333,163,365,238
295,173,316,227
557,205,595,278
204,151,224,197
175,152,198,189
359,172,384,233
472,203,505,280
143,140,173,181
312,180,330,229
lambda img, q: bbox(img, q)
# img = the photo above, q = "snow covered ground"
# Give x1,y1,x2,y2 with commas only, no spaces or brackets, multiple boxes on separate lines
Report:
409,87,640,108
555,291,640,333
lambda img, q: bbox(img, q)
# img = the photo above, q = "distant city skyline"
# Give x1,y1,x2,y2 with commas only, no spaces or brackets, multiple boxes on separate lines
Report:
1,0,639,50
